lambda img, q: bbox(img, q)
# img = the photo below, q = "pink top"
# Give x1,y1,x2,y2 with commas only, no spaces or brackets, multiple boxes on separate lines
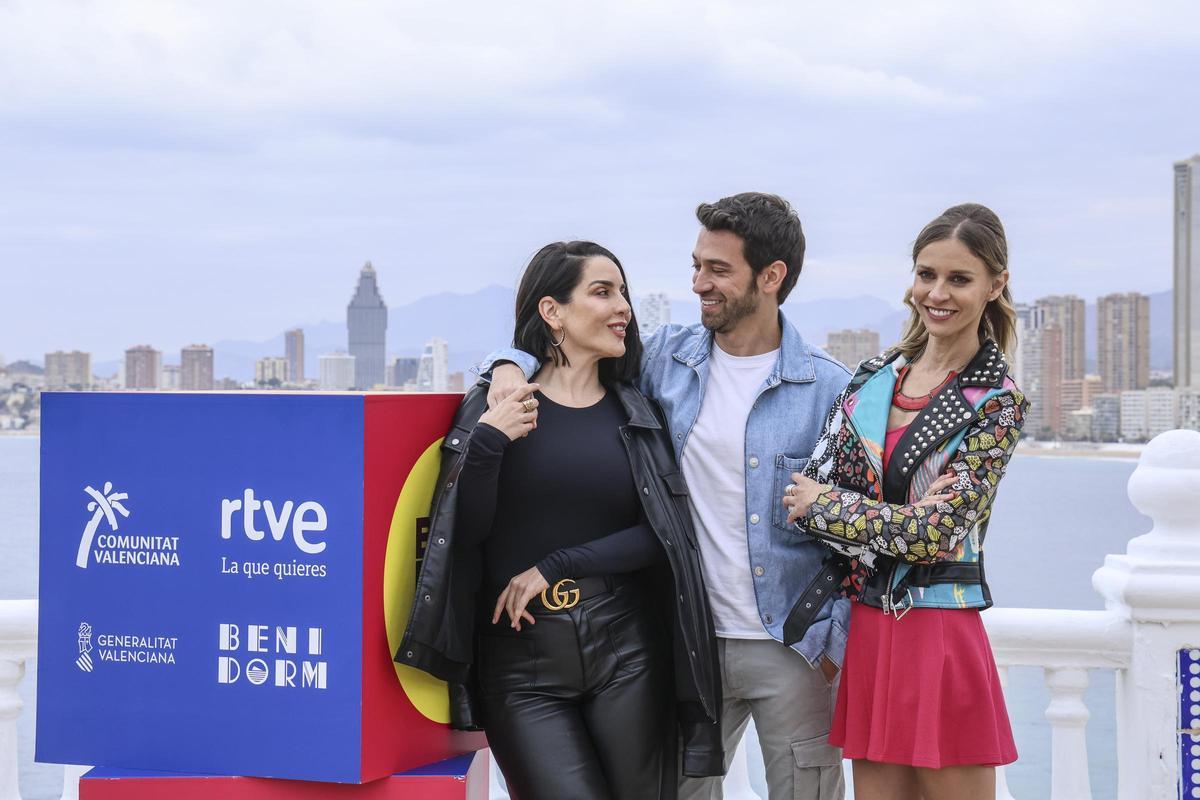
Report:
882,423,910,474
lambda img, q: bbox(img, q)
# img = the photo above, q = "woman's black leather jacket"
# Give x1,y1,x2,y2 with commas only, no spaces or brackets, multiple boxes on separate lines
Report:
395,382,724,778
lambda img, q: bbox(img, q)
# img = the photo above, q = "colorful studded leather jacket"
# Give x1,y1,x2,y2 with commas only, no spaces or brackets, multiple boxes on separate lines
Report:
793,339,1030,613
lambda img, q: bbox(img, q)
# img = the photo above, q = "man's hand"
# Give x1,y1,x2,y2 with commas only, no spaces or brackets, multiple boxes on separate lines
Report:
478,385,540,441
492,566,550,631
819,655,839,684
487,364,532,411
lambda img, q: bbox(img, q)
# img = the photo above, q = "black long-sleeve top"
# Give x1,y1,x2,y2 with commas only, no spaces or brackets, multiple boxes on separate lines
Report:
455,390,662,590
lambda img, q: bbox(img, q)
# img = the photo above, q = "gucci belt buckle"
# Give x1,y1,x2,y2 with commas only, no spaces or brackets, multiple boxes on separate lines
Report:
540,578,581,611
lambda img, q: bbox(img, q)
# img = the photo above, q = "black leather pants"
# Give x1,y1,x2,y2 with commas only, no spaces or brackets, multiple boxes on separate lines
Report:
476,580,671,800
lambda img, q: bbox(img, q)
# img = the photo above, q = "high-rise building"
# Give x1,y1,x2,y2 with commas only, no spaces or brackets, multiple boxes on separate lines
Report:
319,353,356,391
181,344,214,391
825,329,881,370
388,356,420,388
124,346,162,390
1120,388,1177,441
44,351,92,390
285,329,305,384
1035,295,1086,380
417,338,449,392
1179,388,1200,432
160,364,181,390
1175,155,1200,388
1098,292,1150,392
638,292,671,336
1064,408,1094,442
1023,324,1064,438
1092,394,1121,441
1011,302,1046,388
347,262,388,390
448,372,466,392
1060,375,1103,421
256,357,289,387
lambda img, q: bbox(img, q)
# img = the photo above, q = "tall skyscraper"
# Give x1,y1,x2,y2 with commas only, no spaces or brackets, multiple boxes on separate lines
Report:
638,292,671,336
1098,292,1150,392
1023,324,1064,438
347,262,388,390
1175,155,1200,388
1035,295,1086,380
44,351,92,390
417,337,449,392
124,346,162,390
285,329,305,384
181,344,214,391
825,329,881,370
319,353,356,391
1011,303,1045,388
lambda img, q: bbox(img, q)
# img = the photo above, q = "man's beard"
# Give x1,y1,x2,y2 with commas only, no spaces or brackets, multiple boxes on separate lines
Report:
702,281,760,335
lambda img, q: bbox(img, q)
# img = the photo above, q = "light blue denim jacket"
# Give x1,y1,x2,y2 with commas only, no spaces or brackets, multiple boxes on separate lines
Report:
477,312,853,667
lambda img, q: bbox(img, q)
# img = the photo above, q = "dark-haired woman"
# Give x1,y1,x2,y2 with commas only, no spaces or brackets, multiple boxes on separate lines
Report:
397,241,722,800
782,204,1026,799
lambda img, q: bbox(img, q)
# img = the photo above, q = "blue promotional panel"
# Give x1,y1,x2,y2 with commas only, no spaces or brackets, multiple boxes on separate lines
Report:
1181,648,1200,800
36,393,366,782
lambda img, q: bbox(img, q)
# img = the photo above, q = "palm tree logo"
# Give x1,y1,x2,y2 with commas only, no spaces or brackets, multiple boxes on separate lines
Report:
77,482,130,569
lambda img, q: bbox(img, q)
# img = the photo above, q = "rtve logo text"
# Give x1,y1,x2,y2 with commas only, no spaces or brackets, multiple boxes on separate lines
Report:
220,489,328,554
218,624,327,689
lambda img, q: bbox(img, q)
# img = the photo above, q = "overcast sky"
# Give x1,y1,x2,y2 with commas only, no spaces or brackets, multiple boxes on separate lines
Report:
1,0,1197,361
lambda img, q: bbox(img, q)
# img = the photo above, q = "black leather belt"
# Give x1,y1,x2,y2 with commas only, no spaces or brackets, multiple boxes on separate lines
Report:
782,558,988,645
782,556,850,646
530,575,629,613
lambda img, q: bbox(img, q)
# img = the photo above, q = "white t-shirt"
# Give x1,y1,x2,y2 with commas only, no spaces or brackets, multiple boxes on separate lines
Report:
681,343,778,639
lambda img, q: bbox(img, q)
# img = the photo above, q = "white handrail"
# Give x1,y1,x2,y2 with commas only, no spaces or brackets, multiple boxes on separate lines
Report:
0,600,36,800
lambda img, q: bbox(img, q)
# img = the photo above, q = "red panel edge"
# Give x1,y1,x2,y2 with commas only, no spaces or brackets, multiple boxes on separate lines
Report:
360,394,486,781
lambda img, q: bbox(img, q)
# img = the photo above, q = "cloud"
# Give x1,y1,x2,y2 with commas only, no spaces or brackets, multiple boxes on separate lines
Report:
8,0,1191,141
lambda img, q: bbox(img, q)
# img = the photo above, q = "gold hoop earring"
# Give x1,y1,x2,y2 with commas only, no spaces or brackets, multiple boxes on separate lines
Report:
551,329,566,348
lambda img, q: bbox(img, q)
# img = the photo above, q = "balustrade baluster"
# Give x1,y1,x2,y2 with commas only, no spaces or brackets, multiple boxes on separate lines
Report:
0,600,35,800
0,659,25,800
1044,666,1092,800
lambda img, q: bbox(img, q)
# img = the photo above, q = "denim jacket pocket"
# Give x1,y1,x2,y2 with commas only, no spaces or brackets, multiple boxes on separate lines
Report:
772,454,810,533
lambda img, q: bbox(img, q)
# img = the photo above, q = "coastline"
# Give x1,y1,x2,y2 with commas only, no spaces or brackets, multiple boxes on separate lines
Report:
1016,441,1144,460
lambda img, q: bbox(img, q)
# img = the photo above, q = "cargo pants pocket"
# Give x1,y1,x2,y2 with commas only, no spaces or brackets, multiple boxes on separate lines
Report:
791,733,843,800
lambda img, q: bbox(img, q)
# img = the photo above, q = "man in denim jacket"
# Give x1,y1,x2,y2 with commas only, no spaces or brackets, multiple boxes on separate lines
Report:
482,192,850,799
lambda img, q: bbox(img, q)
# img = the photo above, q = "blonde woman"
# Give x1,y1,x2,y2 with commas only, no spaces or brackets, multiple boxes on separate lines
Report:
783,204,1027,800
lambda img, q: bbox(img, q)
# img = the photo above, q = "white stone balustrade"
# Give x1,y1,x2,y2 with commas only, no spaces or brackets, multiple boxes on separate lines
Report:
0,600,35,800
6,429,1200,799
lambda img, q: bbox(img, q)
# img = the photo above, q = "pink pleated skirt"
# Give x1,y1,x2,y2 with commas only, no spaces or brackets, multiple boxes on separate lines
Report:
830,600,1018,769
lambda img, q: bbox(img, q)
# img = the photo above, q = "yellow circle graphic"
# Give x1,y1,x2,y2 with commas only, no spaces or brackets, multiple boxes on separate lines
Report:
383,437,450,723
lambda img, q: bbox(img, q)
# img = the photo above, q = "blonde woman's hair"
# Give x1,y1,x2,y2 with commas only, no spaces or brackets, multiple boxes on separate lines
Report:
895,203,1017,361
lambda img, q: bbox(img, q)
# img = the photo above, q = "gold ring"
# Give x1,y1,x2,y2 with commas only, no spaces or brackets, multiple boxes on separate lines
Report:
522,398,536,413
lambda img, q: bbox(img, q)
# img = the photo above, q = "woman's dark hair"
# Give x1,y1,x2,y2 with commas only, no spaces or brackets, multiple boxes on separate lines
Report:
897,203,1017,360
513,241,642,385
